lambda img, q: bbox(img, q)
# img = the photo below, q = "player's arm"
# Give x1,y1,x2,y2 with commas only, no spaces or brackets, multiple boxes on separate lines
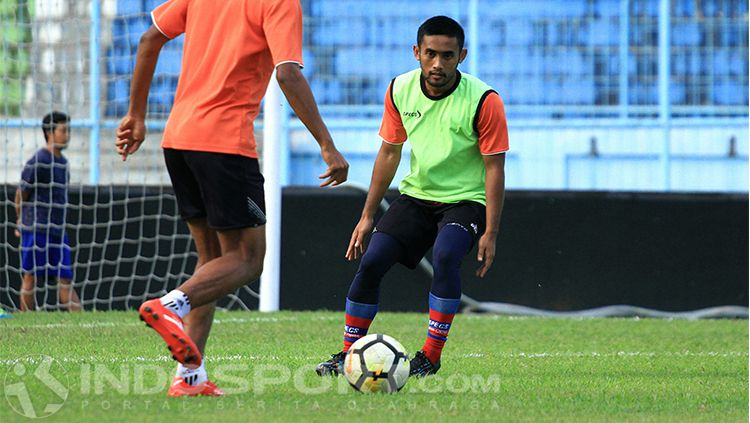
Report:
115,26,169,161
14,187,30,237
346,141,403,261
276,63,348,187
475,91,509,278
477,154,505,277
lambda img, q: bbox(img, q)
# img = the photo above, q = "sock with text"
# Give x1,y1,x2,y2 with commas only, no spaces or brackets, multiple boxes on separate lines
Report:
343,298,378,352
422,293,461,365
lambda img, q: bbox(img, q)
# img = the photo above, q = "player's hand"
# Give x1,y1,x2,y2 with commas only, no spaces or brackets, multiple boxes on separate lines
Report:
346,216,374,261
115,115,146,161
476,232,497,278
319,145,349,187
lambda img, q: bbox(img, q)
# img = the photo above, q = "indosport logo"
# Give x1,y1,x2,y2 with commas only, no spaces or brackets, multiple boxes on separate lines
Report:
4,355,69,419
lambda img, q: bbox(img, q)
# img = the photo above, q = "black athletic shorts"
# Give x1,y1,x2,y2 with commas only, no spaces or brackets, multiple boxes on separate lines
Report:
163,148,266,229
374,194,486,269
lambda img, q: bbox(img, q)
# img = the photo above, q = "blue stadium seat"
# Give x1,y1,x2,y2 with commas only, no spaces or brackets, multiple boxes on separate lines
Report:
106,79,130,117
720,24,741,47
713,81,742,105
672,23,701,46
112,17,151,49
111,18,129,49
148,77,175,106
155,48,181,76
106,46,133,75
590,19,618,45
670,84,686,104
128,17,152,47
564,79,595,104
301,51,315,79
144,0,166,13
108,79,129,102
116,0,144,16
700,1,719,17
310,79,342,105
504,21,533,46
171,34,185,47
594,0,620,19
631,0,658,17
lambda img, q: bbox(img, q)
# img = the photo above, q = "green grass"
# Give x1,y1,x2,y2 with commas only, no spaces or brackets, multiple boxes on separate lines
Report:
0,311,747,422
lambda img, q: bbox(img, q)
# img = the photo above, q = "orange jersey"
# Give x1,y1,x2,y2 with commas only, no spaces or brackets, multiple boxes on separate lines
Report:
151,0,304,158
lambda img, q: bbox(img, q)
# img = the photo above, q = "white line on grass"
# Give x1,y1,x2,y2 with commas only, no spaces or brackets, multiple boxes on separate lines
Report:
1,351,746,366
8,315,340,330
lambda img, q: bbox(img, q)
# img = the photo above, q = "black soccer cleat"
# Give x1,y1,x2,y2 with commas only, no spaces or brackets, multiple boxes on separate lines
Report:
315,351,347,376
409,350,441,377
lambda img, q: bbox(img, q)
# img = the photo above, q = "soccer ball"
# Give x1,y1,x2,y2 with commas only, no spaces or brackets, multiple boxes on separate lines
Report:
343,333,410,393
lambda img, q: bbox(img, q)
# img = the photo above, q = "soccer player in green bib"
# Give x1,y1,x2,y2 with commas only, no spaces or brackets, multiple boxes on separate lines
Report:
317,16,509,377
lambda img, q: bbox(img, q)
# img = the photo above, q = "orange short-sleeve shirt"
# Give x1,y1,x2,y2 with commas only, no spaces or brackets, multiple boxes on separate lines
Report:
151,0,304,158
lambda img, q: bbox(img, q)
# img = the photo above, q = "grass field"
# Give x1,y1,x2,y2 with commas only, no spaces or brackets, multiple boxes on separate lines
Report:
0,311,747,422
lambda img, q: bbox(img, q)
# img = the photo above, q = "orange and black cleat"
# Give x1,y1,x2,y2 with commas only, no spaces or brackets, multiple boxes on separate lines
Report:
138,298,202,369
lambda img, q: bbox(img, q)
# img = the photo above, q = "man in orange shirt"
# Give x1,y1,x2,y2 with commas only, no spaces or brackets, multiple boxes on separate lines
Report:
115,0,348,397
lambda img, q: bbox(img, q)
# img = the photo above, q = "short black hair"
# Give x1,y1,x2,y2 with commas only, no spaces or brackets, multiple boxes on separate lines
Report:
41,111,70,141
417,16,465,50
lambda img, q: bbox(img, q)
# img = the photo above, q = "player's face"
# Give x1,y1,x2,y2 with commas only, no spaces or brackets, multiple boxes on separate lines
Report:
414,35,467,94
49,123,70,150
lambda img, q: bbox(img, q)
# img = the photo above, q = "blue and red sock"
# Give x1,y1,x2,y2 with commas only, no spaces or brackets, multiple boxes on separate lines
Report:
422,292,461,365
343,298,378,352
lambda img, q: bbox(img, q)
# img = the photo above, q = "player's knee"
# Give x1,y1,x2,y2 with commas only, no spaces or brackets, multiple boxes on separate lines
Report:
358,249,390,275
241,253,264,281
432,245,461,271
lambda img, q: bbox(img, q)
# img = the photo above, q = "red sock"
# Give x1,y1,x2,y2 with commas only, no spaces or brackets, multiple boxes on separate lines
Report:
422,308,456,365
343,314,374,352
343,299,378,352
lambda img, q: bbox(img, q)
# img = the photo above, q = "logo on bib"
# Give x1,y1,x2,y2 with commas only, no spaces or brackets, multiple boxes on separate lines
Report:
402,110,422,118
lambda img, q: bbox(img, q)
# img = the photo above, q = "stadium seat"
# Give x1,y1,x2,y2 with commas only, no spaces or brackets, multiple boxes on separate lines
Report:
143,0,165,13
116,0,144,16
672,23,701,46
673,0,695,17
504,21,533,46
155,48,181,76
106,79,130,117
592,0,620,18
126,17,152,48
106,46,133,75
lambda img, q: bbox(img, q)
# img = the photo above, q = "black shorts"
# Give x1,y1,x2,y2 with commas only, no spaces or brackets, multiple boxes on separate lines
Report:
163,148,266,230
375,194,486,269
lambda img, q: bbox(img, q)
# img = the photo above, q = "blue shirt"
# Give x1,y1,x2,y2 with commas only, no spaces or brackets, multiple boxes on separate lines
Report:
19,148,69,234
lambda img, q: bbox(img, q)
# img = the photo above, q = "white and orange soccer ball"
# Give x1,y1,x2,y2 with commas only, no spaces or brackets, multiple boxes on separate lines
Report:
343,334,410,393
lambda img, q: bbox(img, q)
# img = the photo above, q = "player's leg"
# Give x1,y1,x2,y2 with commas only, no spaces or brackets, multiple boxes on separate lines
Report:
412,202,484,377
54,233,80,311
315,232,403,376
343,232,404,347
166,225,262,396
139,149,265,374
178,225,265,303
182,217,221,353
57,279,81,312
317,195,434,376
19,231,38,311
19,273,35,311
169,217,221,394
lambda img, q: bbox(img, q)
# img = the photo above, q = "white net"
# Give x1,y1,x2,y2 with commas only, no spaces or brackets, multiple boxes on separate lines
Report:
1,0,258,311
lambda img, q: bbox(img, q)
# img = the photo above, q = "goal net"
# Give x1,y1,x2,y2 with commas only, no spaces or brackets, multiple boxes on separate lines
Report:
0,0,258,311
